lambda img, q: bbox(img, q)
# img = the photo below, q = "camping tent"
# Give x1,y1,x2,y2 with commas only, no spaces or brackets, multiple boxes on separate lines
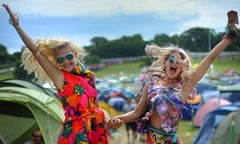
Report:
210,109,240,144
193,105,240,144
98,87,135,112
193,98,231,127
0,79,57,98
0,80,64,144
218,84,240,105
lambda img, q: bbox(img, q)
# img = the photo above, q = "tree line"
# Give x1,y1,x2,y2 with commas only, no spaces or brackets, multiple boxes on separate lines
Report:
0,26,239,80
84,27,239,64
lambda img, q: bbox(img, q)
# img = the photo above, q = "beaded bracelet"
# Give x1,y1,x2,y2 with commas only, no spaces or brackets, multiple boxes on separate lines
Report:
223,26,238,43
223,33,235,43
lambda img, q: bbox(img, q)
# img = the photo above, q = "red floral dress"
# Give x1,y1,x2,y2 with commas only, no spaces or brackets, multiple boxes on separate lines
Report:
57,65,109,144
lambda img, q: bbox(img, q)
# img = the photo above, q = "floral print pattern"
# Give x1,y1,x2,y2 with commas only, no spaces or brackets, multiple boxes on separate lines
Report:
148,78,184,133
147,129,181,144
57,64,108,144
145,75,193,144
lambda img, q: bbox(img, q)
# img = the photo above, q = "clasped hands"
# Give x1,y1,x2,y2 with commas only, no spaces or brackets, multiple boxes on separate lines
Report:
107,117,123,129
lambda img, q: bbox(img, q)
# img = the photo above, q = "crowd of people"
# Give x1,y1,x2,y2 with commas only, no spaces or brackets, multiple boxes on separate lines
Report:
2,3,239,144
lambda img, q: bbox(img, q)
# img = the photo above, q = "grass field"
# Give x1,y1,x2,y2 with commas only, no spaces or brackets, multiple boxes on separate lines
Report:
1,59,239,80
95,59,240,78
0,73,14,81
178,120,199,143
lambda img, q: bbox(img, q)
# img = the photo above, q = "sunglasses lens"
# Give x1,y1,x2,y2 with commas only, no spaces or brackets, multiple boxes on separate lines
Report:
56,53,74,63
168,56,174,63
57,57,64,63
65,53,74,60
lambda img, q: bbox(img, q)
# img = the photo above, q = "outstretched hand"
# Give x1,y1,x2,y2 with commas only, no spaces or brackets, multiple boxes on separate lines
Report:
2,3,19,26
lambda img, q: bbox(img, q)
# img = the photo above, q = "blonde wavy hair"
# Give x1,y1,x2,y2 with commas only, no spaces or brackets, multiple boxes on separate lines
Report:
21,38,87,84
144,44,193,81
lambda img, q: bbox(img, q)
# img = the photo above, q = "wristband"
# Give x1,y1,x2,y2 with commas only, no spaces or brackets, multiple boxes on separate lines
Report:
223,26,238,43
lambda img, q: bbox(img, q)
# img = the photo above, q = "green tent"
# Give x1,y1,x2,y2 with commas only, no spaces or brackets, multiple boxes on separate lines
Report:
0,79,57,99
210,110,240,144
0,80,64,144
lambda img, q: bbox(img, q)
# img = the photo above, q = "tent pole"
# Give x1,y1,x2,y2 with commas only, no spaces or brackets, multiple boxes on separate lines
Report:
230,121,235,144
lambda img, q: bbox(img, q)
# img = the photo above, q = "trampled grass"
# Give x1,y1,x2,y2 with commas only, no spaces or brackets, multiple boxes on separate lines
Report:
178,120,199,143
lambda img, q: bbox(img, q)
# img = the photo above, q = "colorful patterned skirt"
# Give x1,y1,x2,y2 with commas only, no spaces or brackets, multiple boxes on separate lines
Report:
146,126,181,144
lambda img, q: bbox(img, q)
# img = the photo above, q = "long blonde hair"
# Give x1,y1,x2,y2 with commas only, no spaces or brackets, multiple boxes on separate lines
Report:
21,38,87,84
145,44,193,81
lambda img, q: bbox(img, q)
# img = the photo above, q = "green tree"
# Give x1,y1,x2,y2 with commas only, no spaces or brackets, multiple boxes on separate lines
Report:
0,44,18,68
180,27,216,52
151,34,173,47
0,44,9,63
90,34,145,58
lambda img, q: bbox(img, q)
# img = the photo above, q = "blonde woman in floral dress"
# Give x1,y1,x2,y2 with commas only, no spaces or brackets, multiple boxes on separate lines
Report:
3,4,109,144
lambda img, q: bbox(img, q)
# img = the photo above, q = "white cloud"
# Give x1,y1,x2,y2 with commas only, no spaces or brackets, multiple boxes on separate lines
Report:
4,0,239,30
176,1,239,33
1,0,239,53
3,0,238,17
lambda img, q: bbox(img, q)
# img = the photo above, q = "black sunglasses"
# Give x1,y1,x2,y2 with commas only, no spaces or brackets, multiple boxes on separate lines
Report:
56,53,74,64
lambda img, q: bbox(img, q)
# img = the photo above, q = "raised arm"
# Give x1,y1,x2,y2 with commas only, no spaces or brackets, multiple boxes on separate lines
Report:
2,4,63,87
181,24,239,99
2,4,38,54
191,24,239,86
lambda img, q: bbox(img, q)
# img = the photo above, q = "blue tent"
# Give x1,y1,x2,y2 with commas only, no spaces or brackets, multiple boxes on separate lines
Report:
193,104,240,144
98,87,135,111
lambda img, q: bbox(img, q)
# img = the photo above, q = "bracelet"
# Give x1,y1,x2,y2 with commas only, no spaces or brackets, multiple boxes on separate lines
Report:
223,33,235,43
9,19,19,26
223,26,238,43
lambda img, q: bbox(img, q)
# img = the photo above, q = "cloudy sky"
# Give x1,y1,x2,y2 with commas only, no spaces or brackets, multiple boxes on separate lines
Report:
0,0,239,53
